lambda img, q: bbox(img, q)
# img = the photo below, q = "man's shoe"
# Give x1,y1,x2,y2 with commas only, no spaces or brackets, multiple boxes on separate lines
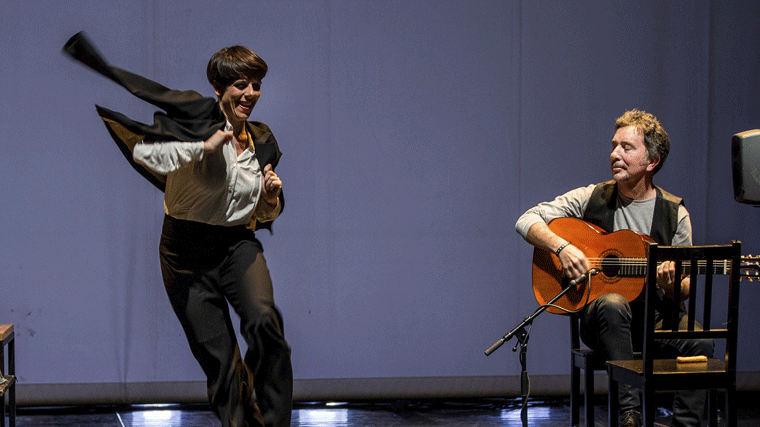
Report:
618,409,643,427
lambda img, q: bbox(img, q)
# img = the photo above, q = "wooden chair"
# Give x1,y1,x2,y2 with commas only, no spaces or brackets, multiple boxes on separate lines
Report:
0,324,15,427
607,242,742,427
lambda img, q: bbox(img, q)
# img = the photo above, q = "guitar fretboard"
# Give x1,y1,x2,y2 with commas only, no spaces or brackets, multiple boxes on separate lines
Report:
596,258,733,277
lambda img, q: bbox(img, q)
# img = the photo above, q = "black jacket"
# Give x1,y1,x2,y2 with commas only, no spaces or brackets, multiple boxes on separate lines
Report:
63,32,283,230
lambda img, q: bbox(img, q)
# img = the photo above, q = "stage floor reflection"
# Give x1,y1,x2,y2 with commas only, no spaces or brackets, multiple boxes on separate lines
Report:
10,395,760,426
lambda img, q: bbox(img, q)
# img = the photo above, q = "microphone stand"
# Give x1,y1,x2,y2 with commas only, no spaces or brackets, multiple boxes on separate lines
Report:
484,269,598,427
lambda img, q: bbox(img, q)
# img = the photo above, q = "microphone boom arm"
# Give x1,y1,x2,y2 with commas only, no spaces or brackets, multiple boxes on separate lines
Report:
484,268,599,356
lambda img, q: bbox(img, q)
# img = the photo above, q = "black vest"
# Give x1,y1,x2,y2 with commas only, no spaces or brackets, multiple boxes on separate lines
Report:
582,181,683,245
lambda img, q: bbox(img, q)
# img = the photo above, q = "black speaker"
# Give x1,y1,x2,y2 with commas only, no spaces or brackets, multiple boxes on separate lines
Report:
732,129,760,205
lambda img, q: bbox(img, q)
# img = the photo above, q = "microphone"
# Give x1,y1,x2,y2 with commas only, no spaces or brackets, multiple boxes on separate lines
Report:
567,268,600,287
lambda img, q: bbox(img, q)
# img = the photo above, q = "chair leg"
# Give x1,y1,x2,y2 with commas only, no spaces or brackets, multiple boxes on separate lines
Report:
584,364,595,427
708,389,717,427
571,360,580,427
8,386,13,427
8,335,14,427
608,377,619,427
642,385,655,427
725,387,736,427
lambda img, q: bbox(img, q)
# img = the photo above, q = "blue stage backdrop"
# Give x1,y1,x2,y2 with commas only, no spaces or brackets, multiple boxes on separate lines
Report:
1,0,759,405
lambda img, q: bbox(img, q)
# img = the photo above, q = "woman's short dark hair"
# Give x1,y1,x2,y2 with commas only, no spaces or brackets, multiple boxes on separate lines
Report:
615,109,670,175
207,46,268,91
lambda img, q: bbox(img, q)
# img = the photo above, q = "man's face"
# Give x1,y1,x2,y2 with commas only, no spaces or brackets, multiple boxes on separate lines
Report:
610,125,658,183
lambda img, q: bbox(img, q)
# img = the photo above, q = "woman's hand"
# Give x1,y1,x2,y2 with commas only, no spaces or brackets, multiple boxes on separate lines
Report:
203,129,233,153
261,164,282,206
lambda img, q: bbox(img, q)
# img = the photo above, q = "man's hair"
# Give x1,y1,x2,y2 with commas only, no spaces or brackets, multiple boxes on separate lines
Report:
206,46,268,91
615,109,670,175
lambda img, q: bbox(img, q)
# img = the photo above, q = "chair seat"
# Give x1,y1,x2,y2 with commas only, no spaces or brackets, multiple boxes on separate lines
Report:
572,348,608,370
574,348,642,369
608,358,730,389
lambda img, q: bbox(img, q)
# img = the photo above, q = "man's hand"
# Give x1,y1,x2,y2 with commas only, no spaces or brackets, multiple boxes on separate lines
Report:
657,260,690,300
558,244,591,280
261,164,282,206
204,129,233,153
525,222,591,280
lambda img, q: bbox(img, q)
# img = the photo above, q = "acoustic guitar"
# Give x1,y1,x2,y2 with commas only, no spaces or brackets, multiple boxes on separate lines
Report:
532,217,760,314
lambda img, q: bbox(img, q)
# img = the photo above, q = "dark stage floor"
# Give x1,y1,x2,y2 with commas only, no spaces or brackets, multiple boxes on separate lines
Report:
7,395,760,426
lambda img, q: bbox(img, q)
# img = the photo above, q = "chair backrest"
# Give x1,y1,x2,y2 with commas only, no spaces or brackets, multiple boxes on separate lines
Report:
642,241,742,376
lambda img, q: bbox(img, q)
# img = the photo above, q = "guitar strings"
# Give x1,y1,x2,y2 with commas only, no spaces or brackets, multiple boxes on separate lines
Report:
584,258,732,270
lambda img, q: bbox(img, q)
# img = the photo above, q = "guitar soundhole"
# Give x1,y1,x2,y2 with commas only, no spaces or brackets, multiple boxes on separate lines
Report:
598,249,624,282
600,256,620,277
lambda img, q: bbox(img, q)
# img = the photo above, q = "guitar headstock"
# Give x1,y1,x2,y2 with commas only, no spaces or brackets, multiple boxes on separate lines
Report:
741,255,760,281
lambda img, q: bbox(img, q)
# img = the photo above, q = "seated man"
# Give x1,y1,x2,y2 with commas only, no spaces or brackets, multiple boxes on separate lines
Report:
515,109,713,427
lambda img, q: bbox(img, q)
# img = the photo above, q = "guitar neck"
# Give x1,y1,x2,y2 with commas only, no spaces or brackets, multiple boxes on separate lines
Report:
612,259,732,277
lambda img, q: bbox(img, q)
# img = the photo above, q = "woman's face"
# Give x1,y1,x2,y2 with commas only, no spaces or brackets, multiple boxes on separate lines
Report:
215,78,261,124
